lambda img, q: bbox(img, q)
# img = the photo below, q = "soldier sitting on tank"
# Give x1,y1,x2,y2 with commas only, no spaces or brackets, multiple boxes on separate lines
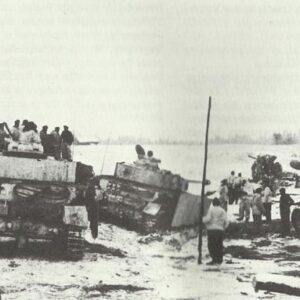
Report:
20,122,41,144
21,119,29,132
134,154,148,167
11,120,21,142
147,150,161,170
51,127,61,160
134,144,149,167
0,123,10,151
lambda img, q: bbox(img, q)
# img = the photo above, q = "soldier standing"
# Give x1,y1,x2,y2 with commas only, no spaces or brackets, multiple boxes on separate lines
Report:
237,179,253,222
279,188,294,236
203,198,229,265
51,127,61,160
251,188,266,235
218,179,229,211
262,182,272,223
233,172,243,204
61,125,74,161
227,171,236,205
40,125,49,154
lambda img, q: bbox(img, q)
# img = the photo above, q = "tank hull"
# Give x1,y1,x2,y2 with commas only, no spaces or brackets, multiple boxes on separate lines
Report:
0,154,95,260
99,164,210,232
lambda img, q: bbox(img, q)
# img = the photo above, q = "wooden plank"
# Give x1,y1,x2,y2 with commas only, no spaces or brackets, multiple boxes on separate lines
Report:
171,192,212,227
0,156,77,183
253,274,300,297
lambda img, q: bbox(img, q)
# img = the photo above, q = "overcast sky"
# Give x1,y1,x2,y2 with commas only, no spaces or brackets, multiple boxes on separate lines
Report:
0,1,300,141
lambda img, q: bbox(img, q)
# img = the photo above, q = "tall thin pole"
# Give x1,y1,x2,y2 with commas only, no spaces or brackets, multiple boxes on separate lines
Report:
198,97,212,265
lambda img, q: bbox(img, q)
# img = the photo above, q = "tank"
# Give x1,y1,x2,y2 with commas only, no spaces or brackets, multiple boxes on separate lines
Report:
98,162,210,233
0,146,98,260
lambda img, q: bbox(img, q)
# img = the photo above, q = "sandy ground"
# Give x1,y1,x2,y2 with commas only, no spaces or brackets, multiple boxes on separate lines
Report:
0,202,299,300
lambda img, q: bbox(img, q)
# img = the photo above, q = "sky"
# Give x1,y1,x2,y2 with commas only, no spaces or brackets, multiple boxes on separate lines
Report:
1,1,300,141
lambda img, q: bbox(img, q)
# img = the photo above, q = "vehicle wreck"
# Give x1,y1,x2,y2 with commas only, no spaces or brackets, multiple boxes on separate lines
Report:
98,162,211,233
0,145,98,260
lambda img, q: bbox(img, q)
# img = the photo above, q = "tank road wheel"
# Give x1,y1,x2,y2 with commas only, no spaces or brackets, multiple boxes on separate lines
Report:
292,208,300,235
65,226,85,261
142,215,157,234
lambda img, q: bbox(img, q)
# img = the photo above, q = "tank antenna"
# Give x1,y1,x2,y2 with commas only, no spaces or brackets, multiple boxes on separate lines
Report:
72,127,75,160
198,96,212,265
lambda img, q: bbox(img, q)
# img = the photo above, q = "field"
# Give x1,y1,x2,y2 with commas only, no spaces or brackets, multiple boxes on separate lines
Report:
0,144,299,299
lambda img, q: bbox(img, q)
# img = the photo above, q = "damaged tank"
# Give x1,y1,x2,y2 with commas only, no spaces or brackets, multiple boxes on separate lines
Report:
0,144,98,260
97,162,211,233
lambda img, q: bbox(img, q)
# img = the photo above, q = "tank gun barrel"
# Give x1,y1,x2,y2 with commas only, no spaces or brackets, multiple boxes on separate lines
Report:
185,178,210,185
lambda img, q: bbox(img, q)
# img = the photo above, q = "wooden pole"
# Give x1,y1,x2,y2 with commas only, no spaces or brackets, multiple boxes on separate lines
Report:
198,96,212,265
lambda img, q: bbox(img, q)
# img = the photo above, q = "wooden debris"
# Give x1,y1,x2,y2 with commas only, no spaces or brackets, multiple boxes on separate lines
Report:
253,274,300,297
83,283,151,294
84,241,127,258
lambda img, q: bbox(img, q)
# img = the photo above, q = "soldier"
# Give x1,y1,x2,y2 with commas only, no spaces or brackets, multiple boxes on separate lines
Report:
21,119,29,132
61,125,74,161
147,150,161,170
218,179,228,211
279,188,294,236
237,179,253,222
51,127,61,160
40,125,49,153
227,171,236,205
11,120,21,142
262,182,272,223
251,188,266,235
203,198,229,265
0,123,9,151
21,122,40,144
134,144,148,167
233,172,243,204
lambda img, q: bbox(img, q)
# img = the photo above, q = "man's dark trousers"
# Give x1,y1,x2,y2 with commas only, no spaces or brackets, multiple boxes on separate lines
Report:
207,230,224,263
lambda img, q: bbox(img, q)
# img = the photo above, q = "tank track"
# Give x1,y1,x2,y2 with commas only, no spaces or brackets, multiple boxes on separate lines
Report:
65,226,85,260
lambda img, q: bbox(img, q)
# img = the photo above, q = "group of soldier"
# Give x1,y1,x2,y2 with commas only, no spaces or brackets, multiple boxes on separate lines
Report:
218,170,295,236
39,123,74,161
0,119,74,161
204,170,295,266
